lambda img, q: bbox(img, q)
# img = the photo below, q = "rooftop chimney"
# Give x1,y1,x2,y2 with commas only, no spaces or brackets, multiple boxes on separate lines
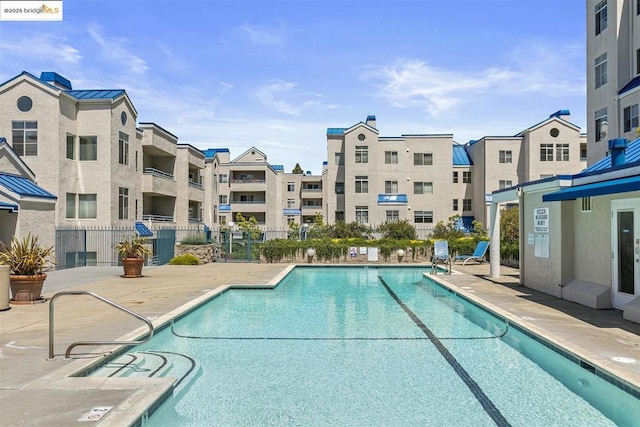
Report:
39,72,72,90
549,110,570,121
608,138,629,167
365,115,376,129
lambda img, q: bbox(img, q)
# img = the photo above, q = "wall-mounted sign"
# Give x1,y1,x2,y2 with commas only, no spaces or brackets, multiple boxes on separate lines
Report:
534,208,549,233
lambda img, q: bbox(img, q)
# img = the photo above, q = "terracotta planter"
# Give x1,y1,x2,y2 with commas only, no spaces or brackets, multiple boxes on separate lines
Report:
121,258,144,278
10,273,47,304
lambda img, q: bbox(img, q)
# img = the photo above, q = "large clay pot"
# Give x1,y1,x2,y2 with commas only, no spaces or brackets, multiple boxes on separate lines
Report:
10,273,47,304
121,258,144,278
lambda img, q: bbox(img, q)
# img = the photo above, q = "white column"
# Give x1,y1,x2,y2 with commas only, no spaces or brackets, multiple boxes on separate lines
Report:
489,202,501,278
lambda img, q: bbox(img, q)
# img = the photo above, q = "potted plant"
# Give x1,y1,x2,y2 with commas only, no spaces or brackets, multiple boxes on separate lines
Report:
0,234,55,304
116,234,152,278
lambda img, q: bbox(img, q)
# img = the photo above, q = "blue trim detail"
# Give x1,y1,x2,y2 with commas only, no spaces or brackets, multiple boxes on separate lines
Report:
219,204,231,212
40,72,72,90
202,148,230,158
377,194,408,204
619,76,640,95
583,137,640,173
453,144,472,166
135,222,154,237
66,89,125,100
0,201,19,212
543,176,640,201
283,209,302,215
326,128,346,135
549,110,570,118
0,174,56,199
272,165,284,171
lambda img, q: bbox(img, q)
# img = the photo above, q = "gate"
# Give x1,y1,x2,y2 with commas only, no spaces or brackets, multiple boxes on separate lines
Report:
219,231,262,262
154,228,176,265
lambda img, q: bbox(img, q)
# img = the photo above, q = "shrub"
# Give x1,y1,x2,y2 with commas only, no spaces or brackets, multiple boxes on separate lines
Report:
377,220,417,240
169,254,200,265
181,234,208,245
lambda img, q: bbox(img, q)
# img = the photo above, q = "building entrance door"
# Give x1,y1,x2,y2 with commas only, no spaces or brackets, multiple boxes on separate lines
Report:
611,199,640,310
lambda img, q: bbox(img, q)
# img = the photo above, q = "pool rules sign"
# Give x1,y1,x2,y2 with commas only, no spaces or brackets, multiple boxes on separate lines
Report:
534,208,549,232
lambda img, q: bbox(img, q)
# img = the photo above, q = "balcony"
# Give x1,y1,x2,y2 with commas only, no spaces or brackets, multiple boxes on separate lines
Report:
142,168,177,197
188,180,203,190
301,188,322,192
231,200,266,205
142,214,174,222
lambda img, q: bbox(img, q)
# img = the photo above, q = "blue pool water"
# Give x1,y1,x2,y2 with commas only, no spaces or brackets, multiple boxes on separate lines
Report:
95,266,639,426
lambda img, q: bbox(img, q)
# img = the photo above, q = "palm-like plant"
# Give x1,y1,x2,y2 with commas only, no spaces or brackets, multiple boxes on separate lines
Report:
0,234,55,275
116,235,152,259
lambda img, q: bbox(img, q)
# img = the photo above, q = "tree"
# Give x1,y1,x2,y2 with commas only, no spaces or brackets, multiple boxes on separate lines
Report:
235,213,262,240
328,220,373,239
500,207,519,244
292,163,304,174
288,221,301,240
377,220,417,240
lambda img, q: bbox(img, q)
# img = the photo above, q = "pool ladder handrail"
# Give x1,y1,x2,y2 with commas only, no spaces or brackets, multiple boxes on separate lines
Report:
49,290,154,359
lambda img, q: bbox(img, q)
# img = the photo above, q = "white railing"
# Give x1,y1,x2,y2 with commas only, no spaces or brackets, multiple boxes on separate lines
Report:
143,167,174,180
142,214,174,222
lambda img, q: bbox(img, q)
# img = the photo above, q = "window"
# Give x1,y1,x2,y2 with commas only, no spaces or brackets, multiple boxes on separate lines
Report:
385,151,398,164
462,171,472,183
66,193,75,219
335,153,344,165
555,144,569,161
11,121,37,156
220,174,228,183
78,194,97,219
287,182,295,192
287,199,296,208
355,206,368,224
414,153,433,166
385,180,398,194
595,0,607,35
595,53,607,89
452,171,459,183
335,182,344,194
580,145,587,161
453,199,459,211
499,180,513,190
386,210,399,222
355,176,368,193
414,211,433,223
414,182,433,194
219,195,228,204
286,216,295,224
79,136,97,160
463,199,472,211
637,48,640,75
219,216,226,225
118,132,129,165
118,187,129,220
335,211,344,221
355,146,368,163
540,144,554,161
581,197,592,212
135,151,138,171
595,108,608,142
499,150,512,163
66,134,75,159
623,104,639,132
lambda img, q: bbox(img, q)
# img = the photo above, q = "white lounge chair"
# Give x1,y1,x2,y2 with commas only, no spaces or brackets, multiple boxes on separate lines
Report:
431,240,451,274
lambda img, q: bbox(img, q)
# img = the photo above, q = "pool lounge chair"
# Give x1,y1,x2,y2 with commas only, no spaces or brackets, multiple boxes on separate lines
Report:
454,241,490,266
431,240,451,274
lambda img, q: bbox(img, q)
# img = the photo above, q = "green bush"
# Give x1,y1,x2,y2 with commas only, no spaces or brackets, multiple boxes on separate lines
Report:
181,234,208,245
377,220,417,240
169,254,200,265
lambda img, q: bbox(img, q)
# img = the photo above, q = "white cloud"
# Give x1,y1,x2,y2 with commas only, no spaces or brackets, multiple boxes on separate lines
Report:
239,23,284,46
0,32,81,65
253,80,327,116
88,25,148,74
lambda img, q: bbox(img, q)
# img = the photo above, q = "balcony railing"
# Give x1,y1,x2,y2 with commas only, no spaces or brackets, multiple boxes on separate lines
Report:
230,179,266,184
188,181,204,190
301,188,322,192
143,167,174,180
142,214,174,222
188,217,202,223
231,200,266,204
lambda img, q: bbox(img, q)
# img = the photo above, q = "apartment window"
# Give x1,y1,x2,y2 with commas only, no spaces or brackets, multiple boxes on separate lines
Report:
66,193,76,219
335,152,344,165
66,134,75,159
499,150,512,163
385,180,398,194
452,171,459,183
135,151,138,172
499,180,513,190
355,146,368,163
118,132,129,165
355,206,368,224
335,182,344,194
463,199,472,211
219,174,228,184
219,216,226,225
78,194,97,219
555,144,570,161
355,176,368,193
623,104,639,132
135,199,138,220
118,187,129,220
414,211,433,224
386,210,399,222
335,211,344,221
385,151,398,164
219,195,227,204
453,199,459,211
11,121,37,156
414,182,433,194
595,0,607,35
595,108,608,142
287,199,296,208
595,53,607,89
288,182,295,192
580,145,587,161
581,197,592,212
79,136,97,160
462,171,472,183
414,153,433,166
286,216,295,224
540,144,554,161
637,48,640,75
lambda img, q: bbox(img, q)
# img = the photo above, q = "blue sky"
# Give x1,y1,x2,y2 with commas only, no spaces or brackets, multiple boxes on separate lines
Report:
0,0,586,174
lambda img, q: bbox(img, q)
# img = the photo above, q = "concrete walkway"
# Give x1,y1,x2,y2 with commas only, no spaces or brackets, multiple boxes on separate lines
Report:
0,262,639,425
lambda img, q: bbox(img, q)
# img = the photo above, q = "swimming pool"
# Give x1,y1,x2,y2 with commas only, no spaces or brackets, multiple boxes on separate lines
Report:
91,266,640,426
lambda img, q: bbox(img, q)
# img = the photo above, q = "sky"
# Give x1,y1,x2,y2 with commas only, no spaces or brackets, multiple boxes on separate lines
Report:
0,0,587,174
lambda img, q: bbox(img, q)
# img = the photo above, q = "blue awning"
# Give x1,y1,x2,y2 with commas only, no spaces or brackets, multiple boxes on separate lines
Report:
0,201,18,212
283,209,302,215
377,194,408,204
219,204,231,212
135,222,154,237
543,175,640,202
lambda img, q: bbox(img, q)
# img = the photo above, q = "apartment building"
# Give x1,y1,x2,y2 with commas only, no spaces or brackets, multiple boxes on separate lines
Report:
587,0,640,164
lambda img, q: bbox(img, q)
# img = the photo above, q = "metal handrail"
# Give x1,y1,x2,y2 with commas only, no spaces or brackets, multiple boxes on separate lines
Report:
49,291,154,359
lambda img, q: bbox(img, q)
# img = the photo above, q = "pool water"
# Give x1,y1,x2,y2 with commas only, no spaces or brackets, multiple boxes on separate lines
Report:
100,266,639,426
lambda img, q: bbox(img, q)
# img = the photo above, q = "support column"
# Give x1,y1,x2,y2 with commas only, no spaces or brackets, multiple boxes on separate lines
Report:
489,202,501,278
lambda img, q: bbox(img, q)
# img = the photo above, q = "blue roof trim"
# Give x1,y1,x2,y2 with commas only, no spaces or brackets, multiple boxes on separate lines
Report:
135,222,154,237
219,204,231,212
0,174,56,199
283,209,302,215
66,89,125,100
377,194,408,204
453,144,472,166
366,115,376,121
583,138,640,173
202,148,230,158
0,201,19,212
543,175,640,202
40,72,72,90
549,110,570,118
327,128,346,135
619,76,640,95
272,165,284,171
322,161,328,166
